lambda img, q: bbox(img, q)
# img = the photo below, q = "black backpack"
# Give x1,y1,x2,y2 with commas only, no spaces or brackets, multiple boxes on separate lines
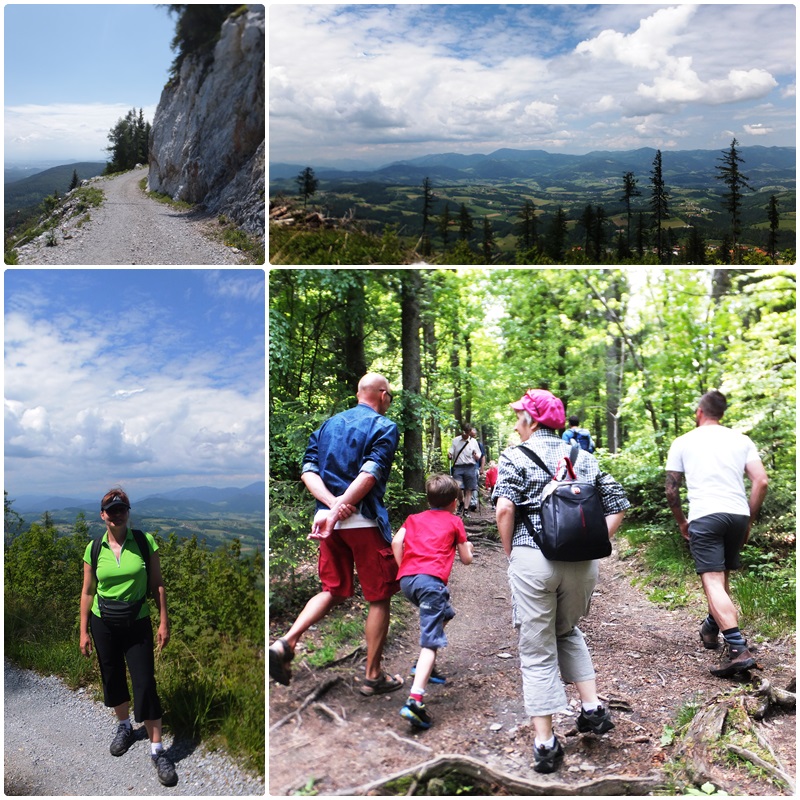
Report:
90,529,152,597
514,444,610,562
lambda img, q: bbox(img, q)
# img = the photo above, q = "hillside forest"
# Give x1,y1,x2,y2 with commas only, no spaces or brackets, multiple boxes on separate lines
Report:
269,143,796,266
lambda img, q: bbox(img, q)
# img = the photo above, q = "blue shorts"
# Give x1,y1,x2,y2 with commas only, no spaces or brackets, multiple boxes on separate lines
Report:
689,513,749,574
453,464,477,491
400,574,456,650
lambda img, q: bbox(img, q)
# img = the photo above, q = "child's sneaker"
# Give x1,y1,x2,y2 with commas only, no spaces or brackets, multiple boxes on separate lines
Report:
410,665,447,684
400,698,432,729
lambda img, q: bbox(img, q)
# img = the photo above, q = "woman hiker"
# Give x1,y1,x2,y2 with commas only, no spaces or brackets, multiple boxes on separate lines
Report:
79,488,177,787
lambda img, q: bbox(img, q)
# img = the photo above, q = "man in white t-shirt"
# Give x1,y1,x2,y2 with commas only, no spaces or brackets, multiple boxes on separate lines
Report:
665,390,768,678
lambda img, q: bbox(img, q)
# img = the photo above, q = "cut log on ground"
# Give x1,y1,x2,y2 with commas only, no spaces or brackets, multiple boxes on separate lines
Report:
336,753,664,796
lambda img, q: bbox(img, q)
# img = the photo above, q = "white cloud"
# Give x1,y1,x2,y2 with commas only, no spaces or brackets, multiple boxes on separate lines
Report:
4,309,264,495
5,102,158,161
269,4,794,160
744,123,773,135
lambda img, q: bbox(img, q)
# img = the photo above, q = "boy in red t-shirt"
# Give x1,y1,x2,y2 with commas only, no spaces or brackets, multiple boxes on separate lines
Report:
392,473,474,729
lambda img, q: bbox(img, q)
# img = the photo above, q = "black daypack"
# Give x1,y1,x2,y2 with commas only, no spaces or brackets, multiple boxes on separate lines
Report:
515,444,610,562
90,529,152,595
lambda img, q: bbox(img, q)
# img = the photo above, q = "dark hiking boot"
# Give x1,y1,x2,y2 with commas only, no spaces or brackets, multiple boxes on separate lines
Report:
577,705,615,735
710,646,759,678
533,737,564,774
110,722,134,756
152,751,178,786
699,619,721,650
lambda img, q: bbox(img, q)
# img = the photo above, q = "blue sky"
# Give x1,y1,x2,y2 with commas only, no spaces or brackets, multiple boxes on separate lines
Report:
4,269,265,498
269,3,796,166
4,3,176,165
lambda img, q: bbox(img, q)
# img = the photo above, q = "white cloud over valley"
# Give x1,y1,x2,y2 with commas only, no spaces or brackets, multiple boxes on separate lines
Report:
4,271,265,499
269,4,796,163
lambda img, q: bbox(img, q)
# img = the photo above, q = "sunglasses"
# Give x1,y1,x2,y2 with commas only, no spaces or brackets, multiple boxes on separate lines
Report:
382,389,394,404
105,505,129,515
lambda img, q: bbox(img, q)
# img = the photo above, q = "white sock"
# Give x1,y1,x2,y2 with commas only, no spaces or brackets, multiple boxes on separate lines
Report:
582,702,599,714
119,718,132,729
535,734,556,749
151,742,163,756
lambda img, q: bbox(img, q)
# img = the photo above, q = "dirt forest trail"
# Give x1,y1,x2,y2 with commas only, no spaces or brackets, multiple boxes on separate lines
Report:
16,167,245,265
268,505,796,796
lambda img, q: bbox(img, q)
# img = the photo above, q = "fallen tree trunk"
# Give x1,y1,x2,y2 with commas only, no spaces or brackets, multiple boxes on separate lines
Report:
337,753,664,796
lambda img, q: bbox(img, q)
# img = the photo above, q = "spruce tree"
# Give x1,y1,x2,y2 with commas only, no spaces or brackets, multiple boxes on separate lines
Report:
650,150,669,264
68,170,80,191
621,171,641,249
296,167,318,209
716,138,752,265
766,194,779,263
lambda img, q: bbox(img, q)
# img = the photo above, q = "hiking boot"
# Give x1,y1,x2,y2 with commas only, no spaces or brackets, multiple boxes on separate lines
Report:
110,722,135,756
411,665,447,685
533,737,564,774
152,751,178,787
400,698,433,730
699,619,720,650
577,705,615,735
710,646,758,678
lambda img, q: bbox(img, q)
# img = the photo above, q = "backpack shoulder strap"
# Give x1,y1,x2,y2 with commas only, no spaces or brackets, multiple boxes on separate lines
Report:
90,536,103,584
516,444,554,478
131,529,152,596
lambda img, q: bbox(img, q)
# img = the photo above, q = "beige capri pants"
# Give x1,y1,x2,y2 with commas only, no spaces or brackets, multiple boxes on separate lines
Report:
507,545,599,717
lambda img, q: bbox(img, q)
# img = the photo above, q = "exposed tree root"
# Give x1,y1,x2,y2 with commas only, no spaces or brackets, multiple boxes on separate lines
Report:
337,753,664,796
675,675,796,795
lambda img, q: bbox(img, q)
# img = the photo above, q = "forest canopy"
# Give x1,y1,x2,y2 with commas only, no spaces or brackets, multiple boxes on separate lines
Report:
269,268,795,585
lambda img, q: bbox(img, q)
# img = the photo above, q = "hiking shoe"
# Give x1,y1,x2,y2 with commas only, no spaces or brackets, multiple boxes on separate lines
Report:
152,751,178,787
533,737,564,774
400,698,433,730
577,705,615,735
699,619,721,650
710,647,758,678
109,722,135,756
410,665,447,685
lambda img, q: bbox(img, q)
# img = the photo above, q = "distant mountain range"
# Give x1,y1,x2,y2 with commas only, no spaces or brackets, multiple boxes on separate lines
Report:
270,145,795,190
5,161,106,217
11,481,265,518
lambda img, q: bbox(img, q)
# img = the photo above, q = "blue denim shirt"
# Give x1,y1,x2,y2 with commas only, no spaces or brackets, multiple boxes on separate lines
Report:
301,403,399,543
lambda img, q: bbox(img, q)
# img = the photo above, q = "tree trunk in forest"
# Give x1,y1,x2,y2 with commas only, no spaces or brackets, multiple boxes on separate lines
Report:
334,277,367,399
604,276,624,453
401,270,425,503
451,342,462,424
463,334,473,425
421,276,442,472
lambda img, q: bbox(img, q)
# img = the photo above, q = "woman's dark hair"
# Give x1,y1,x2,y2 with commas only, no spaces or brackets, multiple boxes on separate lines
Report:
698,390,727,420
426,473,460,509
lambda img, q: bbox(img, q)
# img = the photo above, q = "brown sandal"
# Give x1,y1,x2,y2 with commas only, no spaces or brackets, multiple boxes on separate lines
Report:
359,672,404,696
269,638,294,686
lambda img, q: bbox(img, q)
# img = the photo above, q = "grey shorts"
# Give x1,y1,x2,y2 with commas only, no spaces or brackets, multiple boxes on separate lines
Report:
453,464,477,491
689,513,749,574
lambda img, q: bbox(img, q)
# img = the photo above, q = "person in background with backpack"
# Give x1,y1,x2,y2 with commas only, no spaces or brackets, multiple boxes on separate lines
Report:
493,389,630,774
562,415,595,453
79,489,177,787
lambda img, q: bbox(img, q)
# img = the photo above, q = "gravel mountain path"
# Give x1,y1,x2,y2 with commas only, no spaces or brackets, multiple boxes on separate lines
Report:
15,167,245,265
4,660,264,796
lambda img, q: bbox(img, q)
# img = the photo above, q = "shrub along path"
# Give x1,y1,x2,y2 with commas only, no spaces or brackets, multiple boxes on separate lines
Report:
268,507,795,796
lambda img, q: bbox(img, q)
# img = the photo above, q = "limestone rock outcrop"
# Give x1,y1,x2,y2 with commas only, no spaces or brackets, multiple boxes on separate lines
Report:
148,4,265,236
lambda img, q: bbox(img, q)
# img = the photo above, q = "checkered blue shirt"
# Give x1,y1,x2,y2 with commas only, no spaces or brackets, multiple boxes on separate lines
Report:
492,429,631,549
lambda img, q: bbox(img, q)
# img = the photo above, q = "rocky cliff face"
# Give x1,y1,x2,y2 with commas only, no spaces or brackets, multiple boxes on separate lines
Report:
148,5,265,236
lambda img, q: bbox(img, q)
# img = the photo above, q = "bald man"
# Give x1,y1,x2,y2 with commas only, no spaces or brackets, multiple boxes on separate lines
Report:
269,373,405,696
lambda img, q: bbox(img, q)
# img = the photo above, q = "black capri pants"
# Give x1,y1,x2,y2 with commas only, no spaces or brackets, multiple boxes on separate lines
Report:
90,614,163,722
